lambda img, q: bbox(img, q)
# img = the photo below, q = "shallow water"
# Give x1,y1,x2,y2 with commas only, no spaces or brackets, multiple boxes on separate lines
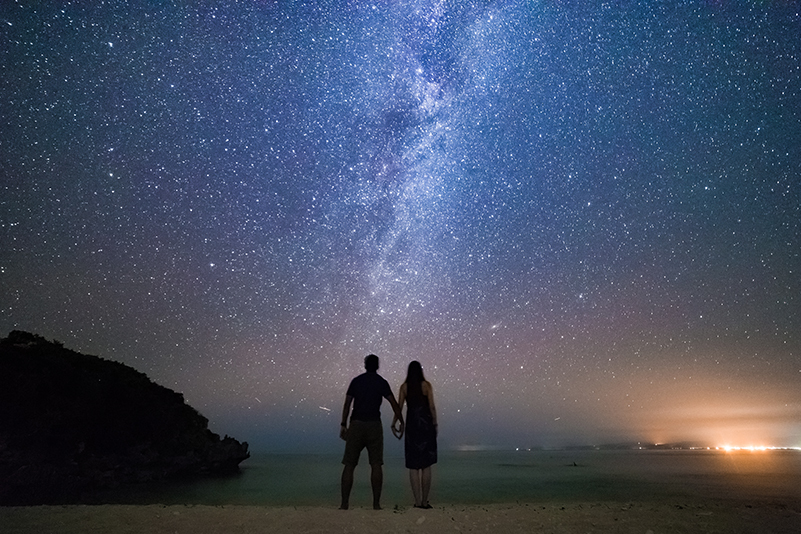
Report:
93,449,801,507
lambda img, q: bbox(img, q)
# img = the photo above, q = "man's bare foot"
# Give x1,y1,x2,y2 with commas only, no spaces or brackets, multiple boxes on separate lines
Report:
373,504,382,510
339,503,349,510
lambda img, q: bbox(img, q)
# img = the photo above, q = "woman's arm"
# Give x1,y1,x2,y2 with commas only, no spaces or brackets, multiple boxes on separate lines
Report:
398,382,407,408
393,383,407,424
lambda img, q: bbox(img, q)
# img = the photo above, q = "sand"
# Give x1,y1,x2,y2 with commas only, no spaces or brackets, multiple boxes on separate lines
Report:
3,499,800,534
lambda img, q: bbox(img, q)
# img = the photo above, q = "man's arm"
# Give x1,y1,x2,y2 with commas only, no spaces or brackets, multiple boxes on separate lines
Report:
391,384,406,439
340,395,353,441
386,392,404,436
386,393,403,423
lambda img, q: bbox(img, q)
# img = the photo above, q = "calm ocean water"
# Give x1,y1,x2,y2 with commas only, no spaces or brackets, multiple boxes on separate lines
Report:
94,449,801,507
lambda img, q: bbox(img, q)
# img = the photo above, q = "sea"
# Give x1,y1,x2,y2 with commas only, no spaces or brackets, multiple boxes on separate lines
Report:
93,449,801,507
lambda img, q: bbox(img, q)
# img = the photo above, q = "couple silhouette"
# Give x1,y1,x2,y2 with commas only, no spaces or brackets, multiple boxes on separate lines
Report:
339,354,438,510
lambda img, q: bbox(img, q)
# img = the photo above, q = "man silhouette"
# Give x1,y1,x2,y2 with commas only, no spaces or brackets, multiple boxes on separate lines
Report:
339,354,404,510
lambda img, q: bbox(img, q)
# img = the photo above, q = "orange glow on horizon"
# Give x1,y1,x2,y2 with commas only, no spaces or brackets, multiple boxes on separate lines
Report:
717,445,801,452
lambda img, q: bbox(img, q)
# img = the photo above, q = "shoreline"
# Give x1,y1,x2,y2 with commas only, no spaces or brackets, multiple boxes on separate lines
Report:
4,449,800,532
3,497,801,534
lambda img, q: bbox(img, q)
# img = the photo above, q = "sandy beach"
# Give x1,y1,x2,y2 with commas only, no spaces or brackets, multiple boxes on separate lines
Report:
5,450,801,533
3,498,800,534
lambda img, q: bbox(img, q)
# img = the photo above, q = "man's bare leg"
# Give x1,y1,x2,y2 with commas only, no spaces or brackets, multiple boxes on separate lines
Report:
370,464,383,510
340,464,355,510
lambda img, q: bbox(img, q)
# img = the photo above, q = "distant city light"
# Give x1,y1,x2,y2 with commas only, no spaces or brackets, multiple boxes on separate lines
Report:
716,445,801,452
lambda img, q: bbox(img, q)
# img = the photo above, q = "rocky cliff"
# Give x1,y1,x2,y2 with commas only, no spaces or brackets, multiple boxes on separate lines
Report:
0,331,250,504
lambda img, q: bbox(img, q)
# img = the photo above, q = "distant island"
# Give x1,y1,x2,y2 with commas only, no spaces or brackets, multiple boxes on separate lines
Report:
0,331,250,505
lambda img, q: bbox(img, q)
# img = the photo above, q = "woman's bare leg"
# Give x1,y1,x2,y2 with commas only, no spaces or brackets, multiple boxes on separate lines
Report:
421,466,432,507
408,469,422,506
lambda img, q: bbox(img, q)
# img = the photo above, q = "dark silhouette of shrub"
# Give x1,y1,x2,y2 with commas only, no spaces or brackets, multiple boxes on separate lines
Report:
0,331,249,504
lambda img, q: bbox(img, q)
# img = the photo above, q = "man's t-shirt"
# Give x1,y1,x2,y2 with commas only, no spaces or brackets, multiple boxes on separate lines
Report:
346,371,392,422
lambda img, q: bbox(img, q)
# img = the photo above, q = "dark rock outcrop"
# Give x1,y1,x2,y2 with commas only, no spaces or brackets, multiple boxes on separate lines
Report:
0,331,249,504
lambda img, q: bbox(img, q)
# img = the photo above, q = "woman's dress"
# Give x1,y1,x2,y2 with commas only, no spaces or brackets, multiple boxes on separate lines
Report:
404,383,437,469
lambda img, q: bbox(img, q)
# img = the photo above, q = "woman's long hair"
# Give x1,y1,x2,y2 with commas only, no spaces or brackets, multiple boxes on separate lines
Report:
405,360,425,398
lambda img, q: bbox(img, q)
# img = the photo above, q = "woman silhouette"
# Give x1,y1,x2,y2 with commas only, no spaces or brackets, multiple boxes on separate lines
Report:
394,360,438,508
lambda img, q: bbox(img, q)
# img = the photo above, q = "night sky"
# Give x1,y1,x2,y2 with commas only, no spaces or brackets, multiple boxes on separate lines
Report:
2,1,800,452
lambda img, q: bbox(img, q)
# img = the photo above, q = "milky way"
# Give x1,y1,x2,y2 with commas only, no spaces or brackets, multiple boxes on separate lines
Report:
2,1,800,451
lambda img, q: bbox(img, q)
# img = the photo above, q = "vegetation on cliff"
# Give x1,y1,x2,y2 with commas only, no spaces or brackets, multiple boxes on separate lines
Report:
0,331,249,504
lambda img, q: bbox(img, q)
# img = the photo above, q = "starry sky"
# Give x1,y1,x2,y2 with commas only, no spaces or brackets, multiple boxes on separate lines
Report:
2,1,800,453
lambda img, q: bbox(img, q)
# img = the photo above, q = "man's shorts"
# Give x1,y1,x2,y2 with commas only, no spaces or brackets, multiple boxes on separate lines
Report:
342,420,384,466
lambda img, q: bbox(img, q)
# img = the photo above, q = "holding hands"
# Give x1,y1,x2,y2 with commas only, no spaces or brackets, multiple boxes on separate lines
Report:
391,417,404,439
